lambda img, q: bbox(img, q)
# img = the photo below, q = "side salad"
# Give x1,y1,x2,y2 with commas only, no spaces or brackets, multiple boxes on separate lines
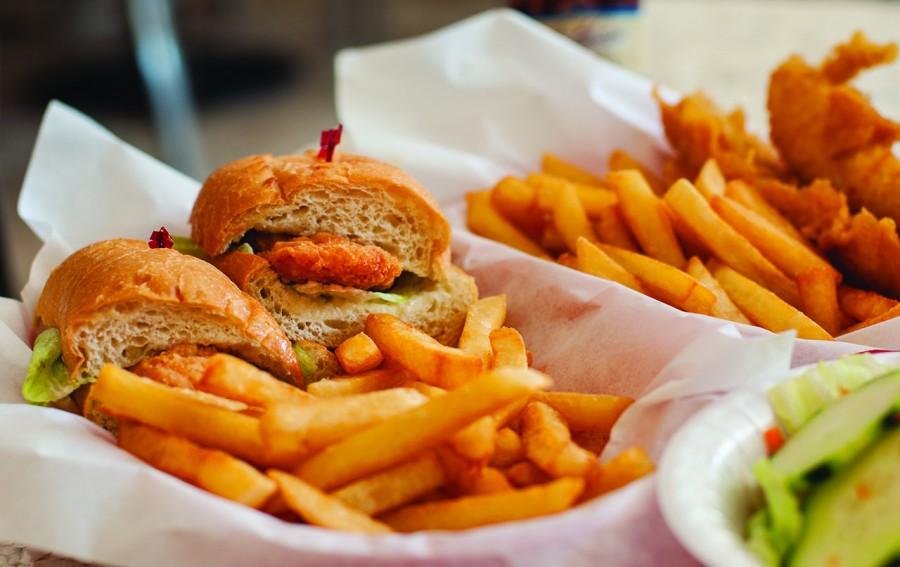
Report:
747,354,900,567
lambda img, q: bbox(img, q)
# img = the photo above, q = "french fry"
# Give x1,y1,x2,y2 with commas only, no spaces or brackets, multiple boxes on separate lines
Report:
458,295,508,367
267,470,392,534
89,364,268,464
490,176,543,238
712,264,832,340
450,415,497,463
382,477,584,532
199,354,313,408
407,380,447,399
366,314,483,389
521,401,596,478
533,391,634,433
542,153,605,186
489,327,529,369
841,302,900,334
529,173,618,218
572,430,609,455
504,461,551,487
465,467,513,495
797,267,843,336
551,180,598,253
711,195,837,280
662,158,686,187
582,447,655,501
261,388,428,463
685,256,751,324
295,367,552,490
600,244,717,315
693,158,726,199
838,286,898,322
118,422,276,508
594,204,639,251
466,191,551,259
725,180,806,244
494,396,529,429
306,368,403,397
575,237,643,292
335,333,383,374
331,452,446,516
609,170,686,268
491,427,525,468
664,179,800,305
557,252,578,269
541,224,569,255
607,149,665,194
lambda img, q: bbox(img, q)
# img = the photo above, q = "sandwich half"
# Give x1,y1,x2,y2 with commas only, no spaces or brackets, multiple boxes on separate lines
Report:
190,152,478,348
24,238,302,406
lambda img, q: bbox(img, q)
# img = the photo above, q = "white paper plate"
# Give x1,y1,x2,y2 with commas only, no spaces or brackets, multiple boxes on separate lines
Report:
656,351,900,567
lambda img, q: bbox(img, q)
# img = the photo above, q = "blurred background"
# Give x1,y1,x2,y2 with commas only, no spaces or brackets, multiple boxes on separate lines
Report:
2,0,899,299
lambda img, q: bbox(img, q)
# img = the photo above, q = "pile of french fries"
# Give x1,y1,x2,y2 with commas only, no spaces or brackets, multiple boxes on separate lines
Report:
467,152,900,339
85,296,651,533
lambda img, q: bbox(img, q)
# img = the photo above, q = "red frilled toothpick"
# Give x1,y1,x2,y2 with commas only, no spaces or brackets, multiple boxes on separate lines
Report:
148,226,174,249
317,123,343,162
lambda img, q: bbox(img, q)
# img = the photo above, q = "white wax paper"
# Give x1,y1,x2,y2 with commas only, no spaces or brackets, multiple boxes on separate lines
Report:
0,8,892,567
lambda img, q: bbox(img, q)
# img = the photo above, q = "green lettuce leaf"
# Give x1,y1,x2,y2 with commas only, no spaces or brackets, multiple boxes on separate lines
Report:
234,243,254,254
172,236,207,259
753,459,803,558
768,354,891,434
369,291,408,304
292,343,318,386
746,509,781,567
22,328,92,404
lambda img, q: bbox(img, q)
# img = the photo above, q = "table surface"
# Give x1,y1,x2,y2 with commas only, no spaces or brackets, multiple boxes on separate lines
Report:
3,1,899,565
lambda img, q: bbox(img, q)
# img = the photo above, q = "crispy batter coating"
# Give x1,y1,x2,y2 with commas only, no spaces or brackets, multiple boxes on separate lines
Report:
768,32,900,222
261,233,402,290
131,344,217,389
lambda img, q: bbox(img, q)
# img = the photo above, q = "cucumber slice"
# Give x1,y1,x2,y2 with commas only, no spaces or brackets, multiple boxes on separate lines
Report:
771,372,900,482
789,427,900,567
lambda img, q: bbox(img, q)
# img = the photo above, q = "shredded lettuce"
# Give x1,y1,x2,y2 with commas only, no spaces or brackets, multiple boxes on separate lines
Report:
172,236,207,259
22,328,92,404
234,243,254,254
768,354,891,434
369,291,408,304
292,343,318,385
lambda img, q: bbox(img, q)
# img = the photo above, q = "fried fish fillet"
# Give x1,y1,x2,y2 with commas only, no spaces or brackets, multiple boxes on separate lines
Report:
768,32,900,222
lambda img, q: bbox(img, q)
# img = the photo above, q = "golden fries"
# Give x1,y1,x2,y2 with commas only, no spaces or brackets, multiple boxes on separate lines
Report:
842,302,900,334
261,388,428,463
583,447,654,501
575,237,643,291
491,427,525,468
838,286,898,322
724,180,806,244
529,173,618,218
595,204,639,251
450,415,497,463
797,267,843,336
491,176,543,238
295,367,551,490
489,327,529,369
331,452,446,516
306,368,403,397
90,364,268,464
694,158,726,199
533,391,634,434
664,179,800,305
366,314,483,389
268,470,392,533
466,191,550,259
607,149,665,194
685,256,751,324
609,170,685,267
550,179,598,252
382,477,584,532
458,295,507,367
335,333,383,374
200,354,312,408
521,401,595,478
600,244,717,315
504,461,551,488
118,422,276,508
542,153,604,186
712,264,832,340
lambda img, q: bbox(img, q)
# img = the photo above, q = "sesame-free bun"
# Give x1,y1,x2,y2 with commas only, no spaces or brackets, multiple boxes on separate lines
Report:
34,239,300,383
190,152,451,279
214,251,478,348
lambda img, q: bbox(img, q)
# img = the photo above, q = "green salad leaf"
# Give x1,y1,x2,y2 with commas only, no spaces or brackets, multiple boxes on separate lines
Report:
369,291,408,304
22,328,92,404
292,343,318,386
234,242,254,254
746,509,780,567
172,236,207,259
753,459,803,556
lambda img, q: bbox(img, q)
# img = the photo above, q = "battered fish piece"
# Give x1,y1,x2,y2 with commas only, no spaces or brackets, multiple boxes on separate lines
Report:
768,32,900,222
656,90,784,180
131,344,217,389
261,233,403,290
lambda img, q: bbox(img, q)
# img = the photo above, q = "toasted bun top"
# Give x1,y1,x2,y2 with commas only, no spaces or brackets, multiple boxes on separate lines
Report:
189,152,451,278
35,239,300,382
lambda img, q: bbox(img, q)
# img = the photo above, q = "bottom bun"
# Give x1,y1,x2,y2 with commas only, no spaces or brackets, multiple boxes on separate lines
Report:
216,253,478,348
